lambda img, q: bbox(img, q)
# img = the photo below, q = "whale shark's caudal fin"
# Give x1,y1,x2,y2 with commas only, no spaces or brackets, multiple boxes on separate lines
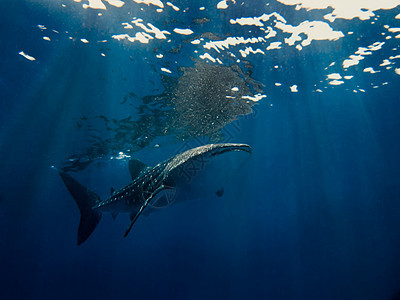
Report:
59,172,102,245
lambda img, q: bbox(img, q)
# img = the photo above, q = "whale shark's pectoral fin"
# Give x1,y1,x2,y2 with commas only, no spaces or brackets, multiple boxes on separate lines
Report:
123,185,165,238
128,159,149,180
215,188,224,197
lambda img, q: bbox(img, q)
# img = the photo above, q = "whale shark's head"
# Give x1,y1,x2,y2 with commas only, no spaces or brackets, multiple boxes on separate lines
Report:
149,143,252,207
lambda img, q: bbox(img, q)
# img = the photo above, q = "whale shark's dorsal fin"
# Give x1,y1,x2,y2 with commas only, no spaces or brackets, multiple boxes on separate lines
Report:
128,159,149,180
110,187,115,195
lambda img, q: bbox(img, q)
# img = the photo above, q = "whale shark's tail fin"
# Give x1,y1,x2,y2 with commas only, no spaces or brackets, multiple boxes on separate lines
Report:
60,172,102,245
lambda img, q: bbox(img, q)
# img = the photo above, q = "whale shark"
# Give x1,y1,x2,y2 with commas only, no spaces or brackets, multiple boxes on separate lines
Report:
60,143,251,245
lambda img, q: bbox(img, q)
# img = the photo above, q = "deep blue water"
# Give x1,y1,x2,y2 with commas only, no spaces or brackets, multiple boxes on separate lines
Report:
1,1,400,299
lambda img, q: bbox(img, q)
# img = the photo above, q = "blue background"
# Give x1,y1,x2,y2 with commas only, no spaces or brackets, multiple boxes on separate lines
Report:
1,1,400,299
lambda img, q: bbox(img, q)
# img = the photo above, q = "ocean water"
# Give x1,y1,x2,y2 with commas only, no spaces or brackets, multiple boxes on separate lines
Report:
1,0,400,299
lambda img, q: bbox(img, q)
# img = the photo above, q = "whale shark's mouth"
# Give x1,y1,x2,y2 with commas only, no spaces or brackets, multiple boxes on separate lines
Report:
209,143,252,156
